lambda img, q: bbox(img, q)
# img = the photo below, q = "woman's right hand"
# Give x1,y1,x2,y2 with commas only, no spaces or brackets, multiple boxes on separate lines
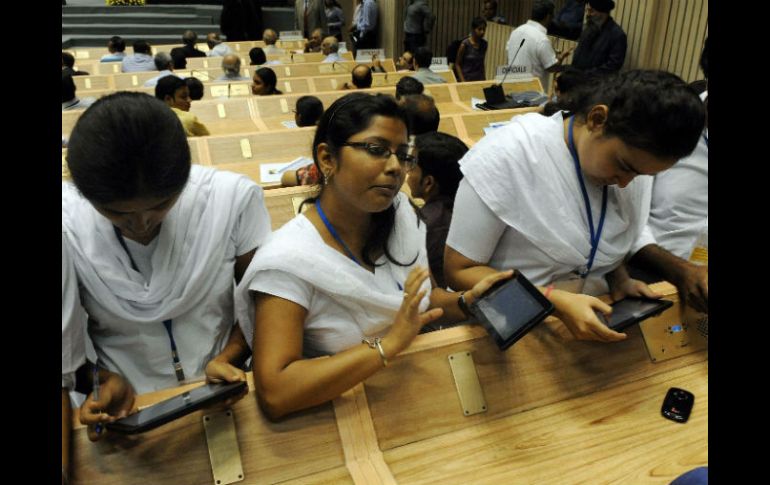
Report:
549,289,627,342
79,371,137,442
383,266,444,356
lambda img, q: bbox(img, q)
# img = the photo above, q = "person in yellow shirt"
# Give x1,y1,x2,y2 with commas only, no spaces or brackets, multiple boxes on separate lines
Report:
155,76,210,137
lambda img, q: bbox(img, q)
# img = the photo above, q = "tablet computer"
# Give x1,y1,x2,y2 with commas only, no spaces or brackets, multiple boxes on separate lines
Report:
601,297,674,332
469,271,554,351
106,381,247,434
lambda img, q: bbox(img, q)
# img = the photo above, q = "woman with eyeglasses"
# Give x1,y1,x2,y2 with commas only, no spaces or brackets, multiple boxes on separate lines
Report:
235,92,509,419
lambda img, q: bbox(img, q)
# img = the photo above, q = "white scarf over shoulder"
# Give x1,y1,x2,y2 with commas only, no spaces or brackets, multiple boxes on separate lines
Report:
62,165,256,323
460,111,651,285
235,192,431,347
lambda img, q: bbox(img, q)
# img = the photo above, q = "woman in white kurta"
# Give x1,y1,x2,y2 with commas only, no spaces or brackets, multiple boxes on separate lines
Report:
236,93,507,419
62,92,271,436
444,70,706,342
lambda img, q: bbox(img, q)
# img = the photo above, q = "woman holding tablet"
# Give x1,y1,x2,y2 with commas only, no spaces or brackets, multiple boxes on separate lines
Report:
62,92,271,436
236,93,508,419
443,70,705,342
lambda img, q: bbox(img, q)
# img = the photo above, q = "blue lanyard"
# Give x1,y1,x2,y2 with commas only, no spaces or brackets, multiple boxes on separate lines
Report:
567,117,608,277
315,201,364,267
703,132,708,147
113,226,185,383
314,202,405,291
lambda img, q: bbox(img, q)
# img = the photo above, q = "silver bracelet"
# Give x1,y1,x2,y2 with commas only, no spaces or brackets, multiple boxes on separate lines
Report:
362,337,388,367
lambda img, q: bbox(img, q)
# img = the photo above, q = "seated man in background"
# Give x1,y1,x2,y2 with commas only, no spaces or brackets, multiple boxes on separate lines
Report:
410,46,447,84
321,36,343,63
100,35,126,63
155,76,210,137
185,76,205,100
395,76,424,100
304,28,324,53
400,93,440,135
408,132,468,289
249,46,267,65
217,54,251,81
262,29,286,55
143,52,182,87
342,64,373,89
170,30,207,66
206,32,234,57
122,40,155,72
62,52,89,76
295,95,324,127
62,71,95,111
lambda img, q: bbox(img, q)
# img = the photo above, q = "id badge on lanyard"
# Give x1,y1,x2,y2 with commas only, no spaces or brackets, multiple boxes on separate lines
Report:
560,116,608,294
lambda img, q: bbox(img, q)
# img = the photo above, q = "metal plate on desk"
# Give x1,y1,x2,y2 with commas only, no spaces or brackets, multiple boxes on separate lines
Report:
448,351,487,416
640,303,707,362
203,410,244,485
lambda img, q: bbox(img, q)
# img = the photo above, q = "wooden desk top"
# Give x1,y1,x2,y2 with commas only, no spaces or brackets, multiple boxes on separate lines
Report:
69,283,706,484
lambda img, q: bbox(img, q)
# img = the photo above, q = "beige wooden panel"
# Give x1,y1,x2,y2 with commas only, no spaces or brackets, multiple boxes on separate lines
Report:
90,61,124,76
73,75,113,92
484,20,514,81
311,74,351,92
417,84,468,115
113,71,160,89
458,107,541,141
204,129,316,184
384,362,707,484
66,47,108,61
70,383,347,485
78,86,154,100
62,111,82,137
437,116,459,138
364,286,707,451
186,138,204,166
280,77,312,95
205,81,253,98
263,186,320,230
274,466,354,485
188,98,259,135
185,56,221,71
253,87,395,131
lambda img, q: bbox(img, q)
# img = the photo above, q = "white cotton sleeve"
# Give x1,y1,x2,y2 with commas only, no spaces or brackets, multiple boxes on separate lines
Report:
249,269,314,311
232,178,272,256
445,178,508,264
540,38,558,71
630,223,658,256
62,232,87,389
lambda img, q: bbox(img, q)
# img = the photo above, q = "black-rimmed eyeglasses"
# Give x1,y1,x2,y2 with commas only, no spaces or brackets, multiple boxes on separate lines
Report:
340,142,417,171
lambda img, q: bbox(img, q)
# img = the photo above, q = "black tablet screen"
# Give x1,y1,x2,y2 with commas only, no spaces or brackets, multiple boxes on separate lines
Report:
607,298,671,330
476,280,545,339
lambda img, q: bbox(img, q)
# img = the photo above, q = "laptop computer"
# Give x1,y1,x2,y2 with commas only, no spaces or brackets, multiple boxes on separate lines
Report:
476,86,548,111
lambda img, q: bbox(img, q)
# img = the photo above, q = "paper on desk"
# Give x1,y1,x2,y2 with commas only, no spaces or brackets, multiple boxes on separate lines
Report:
482,121,511,136
260,157,314,183
471,97,486,110
281,120,298,129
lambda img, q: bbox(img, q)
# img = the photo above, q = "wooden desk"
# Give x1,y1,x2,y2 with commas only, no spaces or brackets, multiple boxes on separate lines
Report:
188,98,260,136
202,129,316,187
69,282,707,484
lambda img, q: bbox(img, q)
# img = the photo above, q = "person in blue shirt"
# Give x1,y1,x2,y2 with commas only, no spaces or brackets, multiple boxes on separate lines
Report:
100,36,127,63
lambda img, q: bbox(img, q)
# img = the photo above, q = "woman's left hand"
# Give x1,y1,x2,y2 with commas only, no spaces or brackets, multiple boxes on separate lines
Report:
463,269,515,306
609,277,662,302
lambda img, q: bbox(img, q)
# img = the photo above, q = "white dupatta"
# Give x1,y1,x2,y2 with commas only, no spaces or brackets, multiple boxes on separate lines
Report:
460,111,651,291
236,192,432,348
62,165,258,324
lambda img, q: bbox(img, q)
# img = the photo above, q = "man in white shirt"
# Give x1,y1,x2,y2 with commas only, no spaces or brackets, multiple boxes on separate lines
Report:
505,0,571,92
143,52,183,87
262,29,286,55
206,32,234,57
321,36,343,62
